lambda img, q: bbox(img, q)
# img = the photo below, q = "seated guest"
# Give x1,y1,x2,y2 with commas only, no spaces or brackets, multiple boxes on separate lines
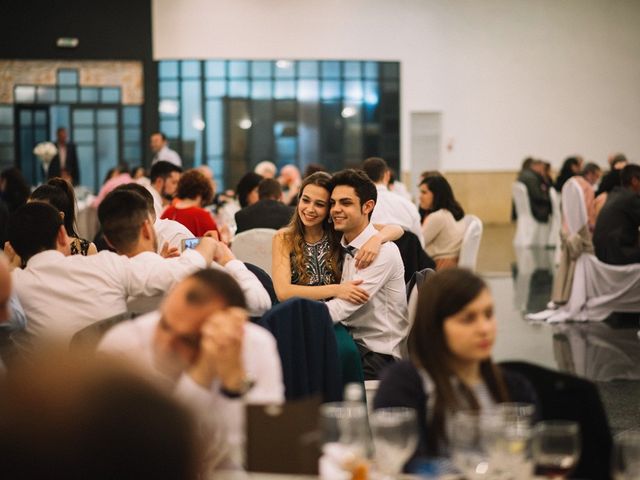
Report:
236,171,263,209
235,178,294,234
418,175,466,270
8,201,217,347
0,254,27,371
0,352,202,480
363,157,424,247
115,183,193,254
517,158,552,223
254,160,277,179
374,269,537,459
592,164,640,265
325,169,407,380
0,167,30,213
100,190,271,316
145,161,182,218
596,153,627,197
99,269,284,470
567,162,602,231
31,179,98,256
554,156,583,192
161,169,219,237
278,164,302,206
91,163,133,208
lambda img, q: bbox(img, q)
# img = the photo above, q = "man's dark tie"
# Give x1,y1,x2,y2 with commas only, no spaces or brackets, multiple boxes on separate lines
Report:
342,245,356,257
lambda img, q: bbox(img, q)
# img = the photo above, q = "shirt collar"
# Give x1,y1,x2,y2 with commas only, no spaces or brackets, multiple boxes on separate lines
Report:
340,223,377,252
376,184,389,191
25,249,65,268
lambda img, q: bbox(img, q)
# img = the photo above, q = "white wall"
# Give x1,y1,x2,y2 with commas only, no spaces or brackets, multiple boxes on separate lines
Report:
153,0,640,177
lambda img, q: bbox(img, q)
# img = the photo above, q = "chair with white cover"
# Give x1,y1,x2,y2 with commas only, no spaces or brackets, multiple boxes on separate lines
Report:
231,228,277,276
458,214,483,271
548,186,562,249
512,182,550,247
527,179,640,322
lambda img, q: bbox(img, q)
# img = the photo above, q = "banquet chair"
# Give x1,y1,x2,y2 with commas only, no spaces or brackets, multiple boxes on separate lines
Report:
527,178,640,322
258,297,343,402
458,214,483,271
244,262,278,307
231,228,277,276
512,182,551,247
70,311,133,353
392,230,435,283
500,361,612,480
547,186,562,248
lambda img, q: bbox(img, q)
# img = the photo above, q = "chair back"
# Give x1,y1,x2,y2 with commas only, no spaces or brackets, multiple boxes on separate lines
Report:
561,177,588,235
548,186,562,246
70,311,132,352
458,214,483,271
512,182,550,247
231,228,277,276
258,297,342,402
392,230,436,283
500,361,612,480
244,262,278,307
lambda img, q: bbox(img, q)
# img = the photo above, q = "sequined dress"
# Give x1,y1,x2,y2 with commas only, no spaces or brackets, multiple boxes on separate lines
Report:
290,235,337,287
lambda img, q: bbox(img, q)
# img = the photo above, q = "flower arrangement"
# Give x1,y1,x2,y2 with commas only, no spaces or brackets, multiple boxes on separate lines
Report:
33,142,58,177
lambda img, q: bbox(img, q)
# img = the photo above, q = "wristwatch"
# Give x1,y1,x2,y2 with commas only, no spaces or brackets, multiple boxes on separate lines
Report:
220,377,255,398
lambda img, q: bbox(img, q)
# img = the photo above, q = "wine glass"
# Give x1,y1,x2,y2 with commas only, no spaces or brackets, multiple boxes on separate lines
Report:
532,420,581,479
369,407,418,478
612,429,640,480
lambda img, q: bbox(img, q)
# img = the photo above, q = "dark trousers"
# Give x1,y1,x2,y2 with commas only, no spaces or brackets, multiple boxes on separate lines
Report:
356,342,396,380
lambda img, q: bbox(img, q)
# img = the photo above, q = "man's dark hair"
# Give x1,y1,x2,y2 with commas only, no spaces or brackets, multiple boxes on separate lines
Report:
621,164,640,187
610,153,627,168
257,178,282,201
152,132,168,142
581,162,601,177
8,202,63,263
362,157,388,183
114,183,155,216
188,268,247,309
150,161,182,183
98,190,150,254
330,169,377,218
235,172,263,208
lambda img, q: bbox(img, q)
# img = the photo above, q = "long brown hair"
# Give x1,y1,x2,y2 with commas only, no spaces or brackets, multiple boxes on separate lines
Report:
408,268,509,453
282,172,342,285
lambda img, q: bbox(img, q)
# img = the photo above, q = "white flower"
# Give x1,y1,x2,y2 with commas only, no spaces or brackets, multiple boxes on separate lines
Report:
33,142,58,164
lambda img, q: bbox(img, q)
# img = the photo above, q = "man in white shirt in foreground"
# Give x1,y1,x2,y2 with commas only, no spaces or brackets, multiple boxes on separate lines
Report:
8,201,218,347
99,268,284,471
325,169,408,380
98,189,271,316
362,156,424,247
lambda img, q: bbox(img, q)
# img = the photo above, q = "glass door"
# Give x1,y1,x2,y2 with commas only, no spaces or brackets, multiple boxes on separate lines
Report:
15,106,50,186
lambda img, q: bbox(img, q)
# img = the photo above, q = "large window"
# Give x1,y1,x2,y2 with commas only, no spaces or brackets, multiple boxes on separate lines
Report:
158,59,399,189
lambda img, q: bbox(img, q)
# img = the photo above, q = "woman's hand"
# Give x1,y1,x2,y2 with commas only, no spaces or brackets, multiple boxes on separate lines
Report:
336,279,369,304
355,234,382,269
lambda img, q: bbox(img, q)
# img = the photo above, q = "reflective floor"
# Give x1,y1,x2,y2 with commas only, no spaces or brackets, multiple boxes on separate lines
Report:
479,225,640,434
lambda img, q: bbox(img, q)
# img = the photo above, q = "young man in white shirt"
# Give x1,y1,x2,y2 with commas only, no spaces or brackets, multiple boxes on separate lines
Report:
362,156,424,247
99,268,284,471
150,132,182,167
7,201,217,347
325,169,408,380
98,189,271,317
144,160,182,218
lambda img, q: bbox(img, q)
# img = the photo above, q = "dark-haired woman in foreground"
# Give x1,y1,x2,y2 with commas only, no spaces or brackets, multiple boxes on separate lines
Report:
374,269,537,459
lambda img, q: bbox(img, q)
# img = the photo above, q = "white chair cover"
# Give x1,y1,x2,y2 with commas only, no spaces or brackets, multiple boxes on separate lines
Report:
230,228,277,276
512,182,550,247
458,214,483,272
527,179,640,322
548,187,562,247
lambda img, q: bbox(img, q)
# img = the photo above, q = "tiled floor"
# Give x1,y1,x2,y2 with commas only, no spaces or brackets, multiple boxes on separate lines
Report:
478,225,640,433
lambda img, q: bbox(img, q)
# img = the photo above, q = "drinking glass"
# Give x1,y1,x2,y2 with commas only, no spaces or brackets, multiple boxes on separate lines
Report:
532,420,581,479
612,429,640,480
488,403,535,480
319,402,370,452
449,410,494,479
369,407,418,479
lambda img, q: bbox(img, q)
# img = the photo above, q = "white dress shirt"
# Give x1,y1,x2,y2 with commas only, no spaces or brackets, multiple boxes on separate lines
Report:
370,184,425,247
155,218,194,252
126,257,272,318
98,311,284,469
326,223,408,359
140,180,166,219
12,248,207,345
152,145,182,167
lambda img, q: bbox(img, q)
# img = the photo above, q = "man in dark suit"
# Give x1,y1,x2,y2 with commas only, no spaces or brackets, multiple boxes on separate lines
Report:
592,164,640,265
48,127,79,185
517,158,552,222
235,178,294,234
